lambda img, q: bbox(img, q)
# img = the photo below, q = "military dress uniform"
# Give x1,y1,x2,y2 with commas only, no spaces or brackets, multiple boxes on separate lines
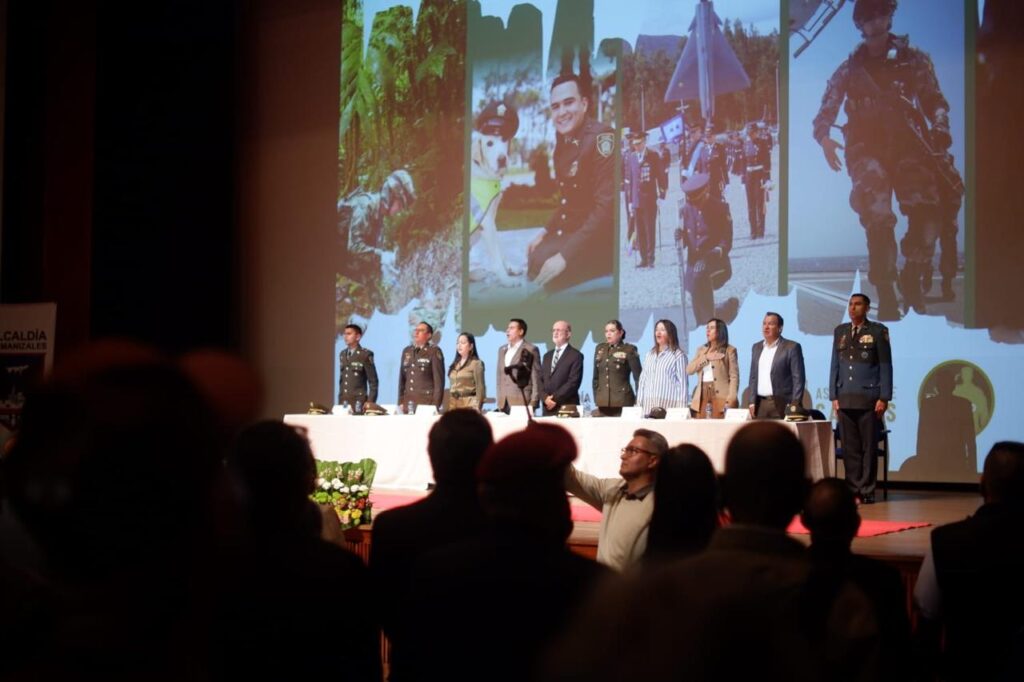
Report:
338,345,379,407
814,33,962,316
738,133,771,238
592,342,642,416
527,117,616,291
398,344,445,410
829,319,893,501
679,176,733,326
623,145,666,267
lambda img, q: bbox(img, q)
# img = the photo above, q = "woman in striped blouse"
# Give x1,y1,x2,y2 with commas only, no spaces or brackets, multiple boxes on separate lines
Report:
636,319,688,416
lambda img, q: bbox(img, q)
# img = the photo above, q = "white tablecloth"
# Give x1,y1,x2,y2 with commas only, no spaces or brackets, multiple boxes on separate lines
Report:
284,414,836,490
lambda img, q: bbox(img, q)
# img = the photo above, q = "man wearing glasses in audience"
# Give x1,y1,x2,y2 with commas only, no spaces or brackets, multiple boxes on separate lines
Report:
564,429,667,570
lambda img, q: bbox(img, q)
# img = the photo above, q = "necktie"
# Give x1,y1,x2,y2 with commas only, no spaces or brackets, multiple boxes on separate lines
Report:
852,326,860,338
552,347,562,371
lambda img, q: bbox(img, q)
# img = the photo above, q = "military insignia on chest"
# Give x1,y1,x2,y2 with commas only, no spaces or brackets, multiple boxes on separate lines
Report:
613,351,627,359
569,160,578,177
596,132,614,158
860,334,874,344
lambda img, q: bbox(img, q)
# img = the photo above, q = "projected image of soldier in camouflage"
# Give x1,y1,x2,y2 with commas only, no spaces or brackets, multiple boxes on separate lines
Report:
813,0,963,320
336,169,416,317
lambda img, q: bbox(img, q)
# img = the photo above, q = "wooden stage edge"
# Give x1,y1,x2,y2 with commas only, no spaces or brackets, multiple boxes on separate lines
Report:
344,489,982,604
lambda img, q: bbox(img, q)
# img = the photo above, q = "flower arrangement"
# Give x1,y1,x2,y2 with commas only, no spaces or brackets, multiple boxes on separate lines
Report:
311,458,377,529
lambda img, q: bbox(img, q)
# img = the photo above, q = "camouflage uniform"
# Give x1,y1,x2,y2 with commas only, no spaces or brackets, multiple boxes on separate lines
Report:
336,170,415,319
813,33,962,314
527,118,616,292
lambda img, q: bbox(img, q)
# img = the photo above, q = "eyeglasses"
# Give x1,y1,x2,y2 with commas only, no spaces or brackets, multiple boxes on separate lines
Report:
621,445,656,456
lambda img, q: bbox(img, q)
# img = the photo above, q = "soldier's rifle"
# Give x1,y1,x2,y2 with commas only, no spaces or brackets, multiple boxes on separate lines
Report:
847,66,964,198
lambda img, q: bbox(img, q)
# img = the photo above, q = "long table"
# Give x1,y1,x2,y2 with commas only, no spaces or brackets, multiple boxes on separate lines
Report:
284,413,836,490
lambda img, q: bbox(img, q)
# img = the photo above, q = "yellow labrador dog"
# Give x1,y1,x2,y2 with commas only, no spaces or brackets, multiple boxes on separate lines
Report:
470,101,522,287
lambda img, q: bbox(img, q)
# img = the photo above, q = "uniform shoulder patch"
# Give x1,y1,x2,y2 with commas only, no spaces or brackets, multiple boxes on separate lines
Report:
596,132,614,158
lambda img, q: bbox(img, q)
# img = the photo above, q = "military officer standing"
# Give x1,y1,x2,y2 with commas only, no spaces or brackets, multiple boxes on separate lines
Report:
830,293,893,504
623,131,666,268
398,321,445,412
593,319,642,416
677,173,736,327
737,123,771,239
528,73,615,291
338,323,379,410
813,0,962,319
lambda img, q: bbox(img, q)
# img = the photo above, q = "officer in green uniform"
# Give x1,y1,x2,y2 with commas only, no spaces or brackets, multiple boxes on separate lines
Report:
338,323,378,410
829,293,893,504
528,73,615,292
398,321,445,412
592,319,642,416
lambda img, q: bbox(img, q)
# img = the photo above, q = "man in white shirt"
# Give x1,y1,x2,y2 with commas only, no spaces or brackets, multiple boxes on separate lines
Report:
495,318,542,413
748,312,805,418
564,428,668,570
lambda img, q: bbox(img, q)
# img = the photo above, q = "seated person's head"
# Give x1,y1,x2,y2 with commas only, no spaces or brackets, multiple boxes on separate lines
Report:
646,444,720,559
981,441,1024,505
722,422,808,529
428,409,494,487
476,423,576,544
801,478,860,552
5,344,221,575
228,420,318,531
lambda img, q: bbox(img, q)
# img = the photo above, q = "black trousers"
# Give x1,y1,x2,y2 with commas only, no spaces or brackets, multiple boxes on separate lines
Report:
838,407,880,497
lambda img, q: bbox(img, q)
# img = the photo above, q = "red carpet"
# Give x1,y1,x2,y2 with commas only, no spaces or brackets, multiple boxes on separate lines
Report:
371,493,929,537
786,517,931,537
371,492,604,523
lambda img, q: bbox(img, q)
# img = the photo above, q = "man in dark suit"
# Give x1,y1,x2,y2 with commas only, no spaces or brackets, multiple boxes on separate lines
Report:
541,320,583,416
496,318,542,413
830,293,892,504
368,410,494,682
748,312,805,419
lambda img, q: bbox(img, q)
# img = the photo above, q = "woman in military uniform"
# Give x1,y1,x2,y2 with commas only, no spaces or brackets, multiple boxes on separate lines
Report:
686,318,739,418
447,332,486,412
593,320,642,416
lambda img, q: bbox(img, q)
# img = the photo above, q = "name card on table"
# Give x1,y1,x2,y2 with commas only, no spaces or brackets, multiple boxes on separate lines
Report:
414,405,439,417
666,407,691,420
620,406,642,420
725,408,752,421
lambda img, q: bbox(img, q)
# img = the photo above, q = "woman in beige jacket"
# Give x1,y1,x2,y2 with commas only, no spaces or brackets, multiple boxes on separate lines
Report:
686,318,739,418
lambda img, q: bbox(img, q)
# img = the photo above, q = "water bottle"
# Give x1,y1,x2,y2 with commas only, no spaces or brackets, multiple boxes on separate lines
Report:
582,392,593,417
407,399,416,415
705,401,713,420
341,399,350,414
354,399,364,415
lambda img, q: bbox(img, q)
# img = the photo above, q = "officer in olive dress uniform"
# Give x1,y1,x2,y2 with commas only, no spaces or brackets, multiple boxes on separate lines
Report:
830,293,893,504
592,319,642,416
338,323,379,409
527,73,615,292
398,321,445,411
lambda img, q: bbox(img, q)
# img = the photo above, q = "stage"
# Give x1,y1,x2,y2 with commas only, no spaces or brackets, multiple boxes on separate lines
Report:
285,413,836,489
